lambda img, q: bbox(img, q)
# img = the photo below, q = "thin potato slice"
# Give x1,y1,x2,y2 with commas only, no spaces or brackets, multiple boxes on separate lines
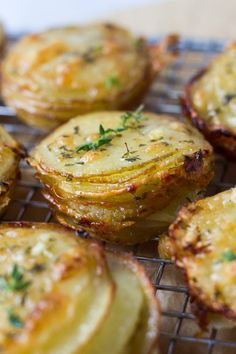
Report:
169,188,236,328
45,186,204,244
82,252,160,354
0,223,114,353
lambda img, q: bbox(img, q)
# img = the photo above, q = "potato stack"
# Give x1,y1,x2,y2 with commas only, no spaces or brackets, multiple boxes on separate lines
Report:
0,223,159,354
1,23,177,130
169,187,236,329
29,109,214,244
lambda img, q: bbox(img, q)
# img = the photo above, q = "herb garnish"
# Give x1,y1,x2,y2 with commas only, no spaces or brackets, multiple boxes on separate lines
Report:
0,264,31,292
122,142,141,162
105,75,120,89
7,309,23,328
76,105,144,153
217,250,236,263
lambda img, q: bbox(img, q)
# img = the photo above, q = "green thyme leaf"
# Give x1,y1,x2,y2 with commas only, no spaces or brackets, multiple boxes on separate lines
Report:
76,136,112,152
217,250,236,263
121,104,144,128
99,124,106,135
76,105,145,153
105,75,120,89
0,264,31,292
76,142,95,152
7,309,23,328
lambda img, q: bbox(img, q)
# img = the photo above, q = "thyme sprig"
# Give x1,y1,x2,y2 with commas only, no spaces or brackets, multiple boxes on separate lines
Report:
105,75,120,89
76,105,144,153
0,264,31,292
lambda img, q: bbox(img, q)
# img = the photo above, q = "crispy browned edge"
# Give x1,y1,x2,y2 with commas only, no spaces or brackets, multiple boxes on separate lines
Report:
169,201,236,329
181,67,236,160
107,250,160,354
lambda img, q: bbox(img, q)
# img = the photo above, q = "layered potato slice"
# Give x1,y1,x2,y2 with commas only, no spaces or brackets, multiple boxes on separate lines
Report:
169,187,236,329
82,253,160,354
0,223,160,354
29,110,214,244
2,23,177,130
0,125,22,215
182,44,236,159
113,254,160,354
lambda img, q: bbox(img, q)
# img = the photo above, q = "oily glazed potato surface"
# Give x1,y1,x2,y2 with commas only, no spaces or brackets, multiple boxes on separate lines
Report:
183,45,236,158
0,223,114,353
30,111,213,179
170,188,236,327
2,23,173,129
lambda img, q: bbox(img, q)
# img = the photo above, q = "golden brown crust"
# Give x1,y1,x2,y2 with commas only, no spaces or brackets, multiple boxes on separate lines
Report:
2,24,178,130
182,46,236,160
169,188,236,328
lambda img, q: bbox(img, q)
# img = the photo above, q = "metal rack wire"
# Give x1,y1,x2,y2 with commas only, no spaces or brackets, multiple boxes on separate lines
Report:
1,37,236,354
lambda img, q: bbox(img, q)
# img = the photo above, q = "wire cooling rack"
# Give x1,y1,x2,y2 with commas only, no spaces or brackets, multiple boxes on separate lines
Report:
1,37,236,354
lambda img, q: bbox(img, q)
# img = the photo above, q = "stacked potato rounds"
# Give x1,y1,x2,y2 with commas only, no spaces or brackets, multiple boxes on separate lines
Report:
182,44,236,159
0,223,159,354
0,125,22,214
2,23,177,130
170,187,236,329
29,109,214,244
